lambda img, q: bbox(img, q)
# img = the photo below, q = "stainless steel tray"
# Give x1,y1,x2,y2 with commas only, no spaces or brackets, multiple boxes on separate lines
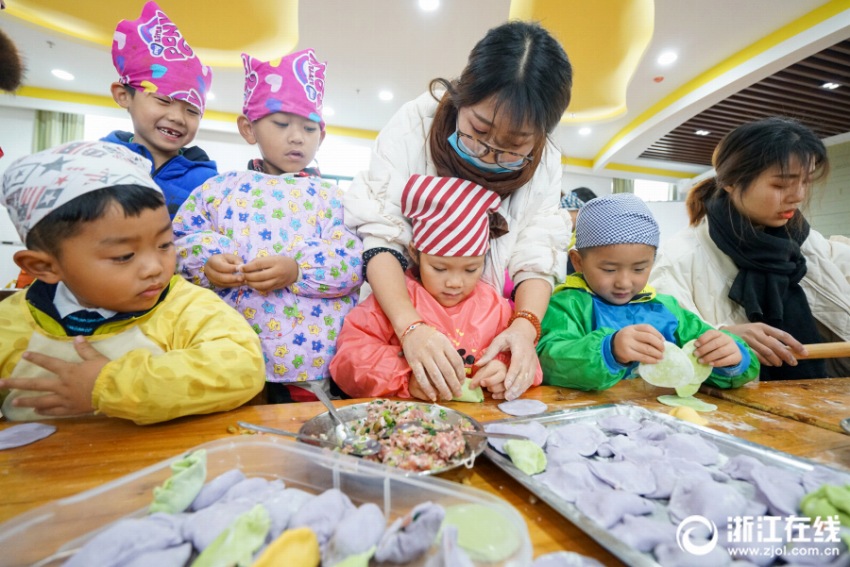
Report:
483,403,848,567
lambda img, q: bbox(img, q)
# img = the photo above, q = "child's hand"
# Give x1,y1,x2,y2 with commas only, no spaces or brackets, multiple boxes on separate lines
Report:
0,337,106,417
612,324,666,365
241,256,299,292
693,330,742,367
470,358,508,398
408,377,430,401
205,253,245,288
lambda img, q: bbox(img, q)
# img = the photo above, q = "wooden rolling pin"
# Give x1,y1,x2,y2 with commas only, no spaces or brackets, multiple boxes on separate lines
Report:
797,342,850,359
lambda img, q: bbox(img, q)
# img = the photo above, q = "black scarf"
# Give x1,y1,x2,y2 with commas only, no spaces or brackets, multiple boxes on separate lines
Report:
706,193,825,379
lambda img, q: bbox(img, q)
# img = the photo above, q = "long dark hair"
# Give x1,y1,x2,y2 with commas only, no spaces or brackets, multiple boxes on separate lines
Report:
686,117,829,227
430,20,572,137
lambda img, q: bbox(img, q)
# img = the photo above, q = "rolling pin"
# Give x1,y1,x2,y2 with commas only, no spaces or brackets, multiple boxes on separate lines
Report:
797,342,850,360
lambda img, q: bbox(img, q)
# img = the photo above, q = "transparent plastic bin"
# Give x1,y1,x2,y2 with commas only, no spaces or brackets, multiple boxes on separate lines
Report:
0,435,532,567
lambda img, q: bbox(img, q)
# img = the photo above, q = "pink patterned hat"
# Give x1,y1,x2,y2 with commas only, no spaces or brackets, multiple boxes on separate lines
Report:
242,49,326,128
402,175,502,257
112,1,212,114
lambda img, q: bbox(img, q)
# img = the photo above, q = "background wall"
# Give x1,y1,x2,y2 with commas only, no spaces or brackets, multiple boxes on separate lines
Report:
809,140,850,238
0,106,35,287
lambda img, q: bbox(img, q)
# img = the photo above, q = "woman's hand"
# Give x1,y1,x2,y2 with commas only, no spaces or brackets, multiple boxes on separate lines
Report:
612,324,665,365
477,321,537,401
204,253,245,288
401,325,464,402
693,329,742,367
722,323,807,366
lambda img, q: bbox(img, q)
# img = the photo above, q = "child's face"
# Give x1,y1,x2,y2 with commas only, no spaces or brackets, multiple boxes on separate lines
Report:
112,86,201,167
417,251,485,308
570,244,656,305
239,112,324,175
51,204,176,312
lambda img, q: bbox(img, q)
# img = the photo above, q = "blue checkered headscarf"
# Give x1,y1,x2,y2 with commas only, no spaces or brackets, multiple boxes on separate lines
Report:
574,193,660,249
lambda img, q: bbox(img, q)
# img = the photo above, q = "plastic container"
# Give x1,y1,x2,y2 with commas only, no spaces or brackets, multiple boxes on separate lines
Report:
0,435,533,566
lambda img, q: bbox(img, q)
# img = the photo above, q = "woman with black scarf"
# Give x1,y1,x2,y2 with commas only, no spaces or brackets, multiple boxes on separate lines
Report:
651,118,850,380
343,21,572,402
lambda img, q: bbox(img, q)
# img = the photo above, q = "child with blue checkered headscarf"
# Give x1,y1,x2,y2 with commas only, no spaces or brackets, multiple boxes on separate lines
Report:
537,193,759,391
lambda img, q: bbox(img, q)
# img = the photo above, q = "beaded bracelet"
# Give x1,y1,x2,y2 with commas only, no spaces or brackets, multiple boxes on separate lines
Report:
399,320,429,343
508,309,542,345
363,247,409,282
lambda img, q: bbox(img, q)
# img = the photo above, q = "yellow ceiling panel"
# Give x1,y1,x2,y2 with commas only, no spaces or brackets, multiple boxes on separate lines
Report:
510,0,654,123
7,0,298,67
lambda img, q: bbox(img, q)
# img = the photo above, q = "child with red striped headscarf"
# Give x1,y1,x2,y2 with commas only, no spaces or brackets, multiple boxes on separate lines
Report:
331,175,542,400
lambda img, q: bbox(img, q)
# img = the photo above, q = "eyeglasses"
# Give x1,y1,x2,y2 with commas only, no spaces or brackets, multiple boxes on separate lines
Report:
455,122,533,171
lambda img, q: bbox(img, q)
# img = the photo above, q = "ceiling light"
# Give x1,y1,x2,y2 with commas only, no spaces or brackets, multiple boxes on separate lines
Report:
51,69,74,81
419,0,439,11
578,127,592,136
206,92,216,101
695,129,711,136
323,106,335,117
378,90,394,102
822,82,840,90
657,51,678,66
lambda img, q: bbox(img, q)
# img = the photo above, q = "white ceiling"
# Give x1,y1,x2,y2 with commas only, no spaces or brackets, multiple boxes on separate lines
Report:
1,0,847,180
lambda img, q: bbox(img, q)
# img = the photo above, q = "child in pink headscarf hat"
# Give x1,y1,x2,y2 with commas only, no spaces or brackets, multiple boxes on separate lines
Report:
105,1,217,218
331,175,543,402
173,49,363,404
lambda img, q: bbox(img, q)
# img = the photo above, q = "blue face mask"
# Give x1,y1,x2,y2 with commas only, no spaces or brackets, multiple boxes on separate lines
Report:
447,131,519,174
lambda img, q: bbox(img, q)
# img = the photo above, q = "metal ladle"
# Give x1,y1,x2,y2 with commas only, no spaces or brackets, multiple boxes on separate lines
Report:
237,421,381,457
300,381,382,455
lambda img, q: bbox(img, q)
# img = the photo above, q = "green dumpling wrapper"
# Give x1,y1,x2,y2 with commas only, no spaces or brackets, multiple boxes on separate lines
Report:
333,546,376,567
452,379,484,403
503,439,547,475
191,504,270,567
149,449,207,514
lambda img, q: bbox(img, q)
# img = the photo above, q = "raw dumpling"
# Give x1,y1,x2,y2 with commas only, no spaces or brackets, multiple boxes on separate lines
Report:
547,422,607,457
587,460,657,495
149,449,207,514
289,488,355,548
325,503,385,564
609,514,677,552
536,461,609,503
191,469,246,511
65,515,183,567
574,489,655,528
531,551,606,566
486,421,548,454
374,501,445,564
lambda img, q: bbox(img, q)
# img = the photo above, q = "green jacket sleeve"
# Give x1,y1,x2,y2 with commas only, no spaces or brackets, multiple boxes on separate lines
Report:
536,290,629,391
655,294,759,388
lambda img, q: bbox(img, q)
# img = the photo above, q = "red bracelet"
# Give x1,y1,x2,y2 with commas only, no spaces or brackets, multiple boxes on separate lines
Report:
399,320,429,343
508,310,542,345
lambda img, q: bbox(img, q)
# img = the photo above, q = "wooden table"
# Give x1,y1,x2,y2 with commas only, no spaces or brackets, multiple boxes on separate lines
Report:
702,377,850,434
2,382,850,565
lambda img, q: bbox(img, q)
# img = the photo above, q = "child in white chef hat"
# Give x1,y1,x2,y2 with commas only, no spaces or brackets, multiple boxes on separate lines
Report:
0,140,264,424
537,193,759,391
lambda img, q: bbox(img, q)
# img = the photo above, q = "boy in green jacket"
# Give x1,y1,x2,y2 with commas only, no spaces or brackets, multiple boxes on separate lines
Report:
537,193,758,391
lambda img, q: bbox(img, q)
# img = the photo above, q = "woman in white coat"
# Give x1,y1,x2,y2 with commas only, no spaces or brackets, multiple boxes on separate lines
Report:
651,118,850,379
343,21,572,401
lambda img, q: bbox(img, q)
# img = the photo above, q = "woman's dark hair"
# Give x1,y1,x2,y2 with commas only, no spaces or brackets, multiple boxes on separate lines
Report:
27,184,165,256
686,117,829,226
572,187,598,204
430,21,572,136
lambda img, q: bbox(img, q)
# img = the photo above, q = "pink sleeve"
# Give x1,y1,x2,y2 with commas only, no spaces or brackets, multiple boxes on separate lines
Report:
329,297,413,398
